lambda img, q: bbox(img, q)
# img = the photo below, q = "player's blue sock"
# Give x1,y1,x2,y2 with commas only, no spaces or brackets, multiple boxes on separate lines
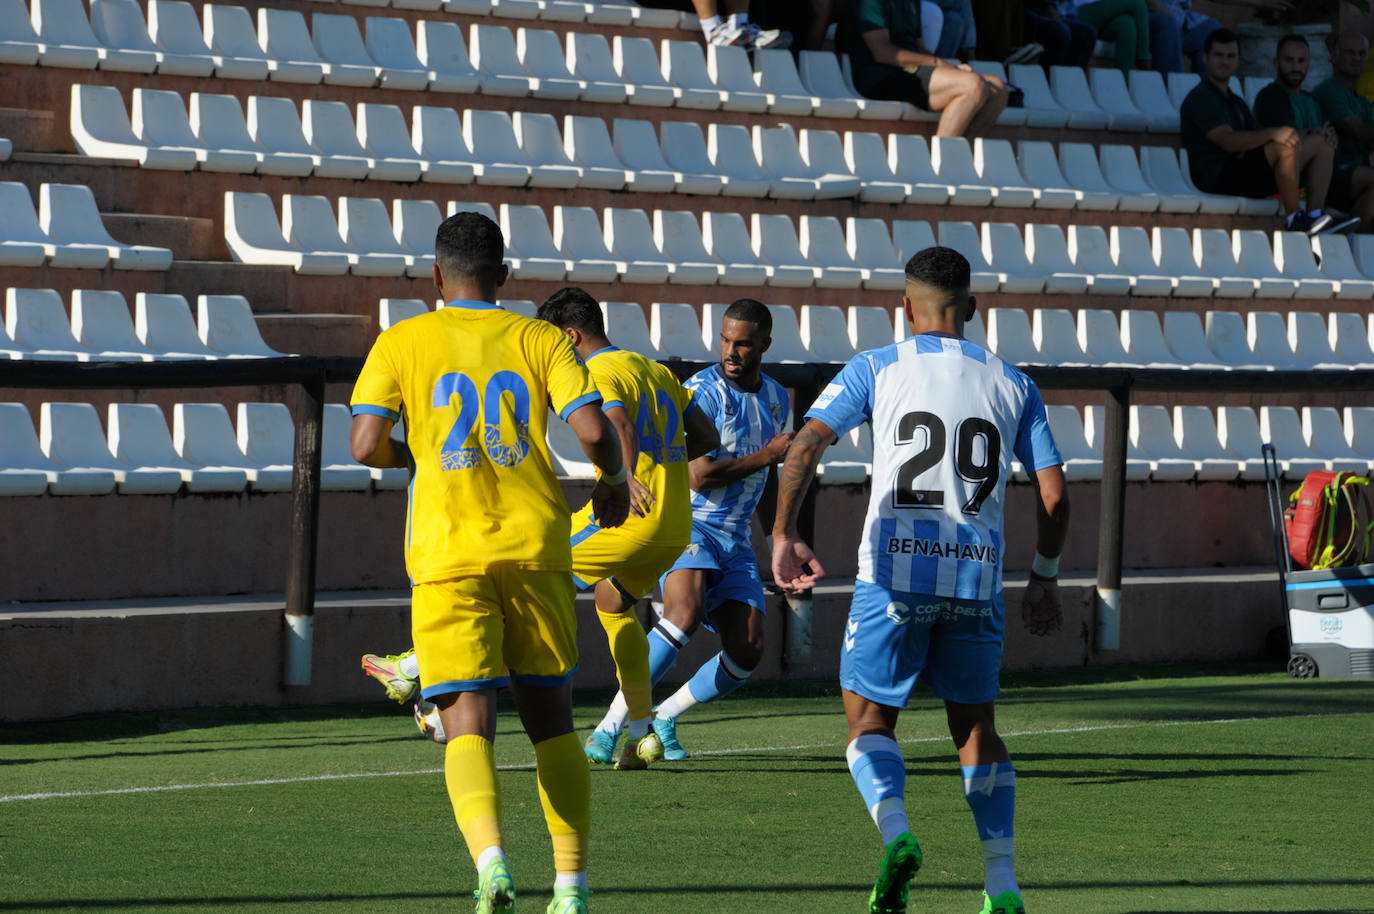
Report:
963,761,1019,898
647,618,689,684
846,734,909,844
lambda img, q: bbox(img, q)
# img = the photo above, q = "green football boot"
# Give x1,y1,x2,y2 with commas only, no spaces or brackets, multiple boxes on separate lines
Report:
473,856,515,914
980,890,1026,914
545,886,588,914
360,651,418,703
867,831,922,914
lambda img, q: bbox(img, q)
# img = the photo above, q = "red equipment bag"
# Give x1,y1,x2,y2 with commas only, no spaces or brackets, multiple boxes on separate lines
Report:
1284,470,1374,570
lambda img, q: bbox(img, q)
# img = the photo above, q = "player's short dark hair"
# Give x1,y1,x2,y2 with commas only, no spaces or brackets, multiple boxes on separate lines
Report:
536,287,606,337
1205,28,1238,53
434,211,504,285
1275,33,1308,56
905,246,971,295
723,298,772,335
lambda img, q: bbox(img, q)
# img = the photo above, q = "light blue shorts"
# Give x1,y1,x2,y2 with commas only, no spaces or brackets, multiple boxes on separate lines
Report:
660,526,767,620
839,580,1004,707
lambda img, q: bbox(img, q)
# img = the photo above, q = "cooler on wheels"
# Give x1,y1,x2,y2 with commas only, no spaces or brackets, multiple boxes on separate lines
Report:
1263,444,1374,679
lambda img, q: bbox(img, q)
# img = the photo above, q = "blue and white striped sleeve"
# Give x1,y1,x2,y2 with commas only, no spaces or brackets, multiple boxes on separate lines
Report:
804,355,875,440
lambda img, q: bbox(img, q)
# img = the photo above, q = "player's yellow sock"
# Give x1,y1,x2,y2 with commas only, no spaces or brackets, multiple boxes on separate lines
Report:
597,608,652,723
533,732,591,874
445,734,503,865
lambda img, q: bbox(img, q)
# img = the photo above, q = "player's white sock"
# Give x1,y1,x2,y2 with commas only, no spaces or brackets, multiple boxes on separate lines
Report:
554,871,588,893
654,681,698,720
476,845,507,872
595,693,628,734
699,13,721,38
626,716,650,740
398,652,420,680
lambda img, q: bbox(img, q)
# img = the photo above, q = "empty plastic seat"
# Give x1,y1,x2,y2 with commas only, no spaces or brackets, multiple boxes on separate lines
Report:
798,49,872,119
380,298,429,329
552,206,639,282
35,0,157,71
225,191,349,274
152,0,257,80
798,305,857,363
0,0,45,67
287,194,407,276
1136,145,1215,213
1189,228,1260,298
1175,405,1263,479
69,290,157,361
845,217,908,291
1007,64,1071,128
1131,404,1236,480
565,32,636,105
1105,225,1173,297
341,196,427,278
1061,225,1132,296
1246,311,1309,369
795,129,891,205
356,104,468,184
414,20,485,91
7,288,93,360
599,301,662,357
134,293,218,359
1082,406,1154,481
466,109,575,187
133,88,257,173
888,134,966,205
70,84,197,170
1262,406,1357,473
1086,67,1152,131
1230,230,1304,298
469,24,553,97
659,39,726,110
1268,231,1339,299
749,214,820,287
1033,308,1095,365
41,401,181,492
1025,224,1091,295
175,402,293,490
1044,406,1103,481
700,211,770,285
926,137,1000,206
978,223,1047,294
1100,144,1192,213
1347,407,1374,461
257,8,336,84
1127,70,1180,132
752,48,820,116
704,43,770,113
1329,312,1374,366
660,120,735,193
197,295,283,358
842,131,927,204
1044,65,1111,129
189,93,309,177
981,309,1036,366
305,99,420,181
41,183,173,271
1,402,115,494
708,123,796,199
612,35,680,107
1014,142,1101,211
313,13,393,88
654,208,730,283
366,15,467,92
1310,235,1374,300
1078,309,1142,365
1060,142,1155,212
1151,227,1218,297
1118,309,1181,366
235,402,346,490
1159,311,1226,369
797,216,866,289
757,125,862,199
1304,406,1373,472
561,115,638,191
248,96,365,179
847,306,899,352
92,0,204,75
1166,71,1202,108
500,204,577,281
413,105,528,186
513,111,594,188
108,402,246,491
609,207,695,283
613,118,720,195
1286,311,1345,369
651,302,713,362
1204,311,1266,369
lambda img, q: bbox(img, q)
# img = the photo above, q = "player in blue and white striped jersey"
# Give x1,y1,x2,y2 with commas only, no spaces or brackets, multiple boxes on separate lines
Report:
771,247,1070,914
587,299,793,761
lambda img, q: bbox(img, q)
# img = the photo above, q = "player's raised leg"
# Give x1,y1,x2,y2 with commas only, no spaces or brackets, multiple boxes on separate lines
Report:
360,648,419,703
948,701,1023,914
591,579,663,770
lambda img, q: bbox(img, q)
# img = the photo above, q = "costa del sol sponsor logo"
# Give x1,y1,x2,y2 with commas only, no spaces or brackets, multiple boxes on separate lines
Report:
1320,616,1344,636
886,601,912,625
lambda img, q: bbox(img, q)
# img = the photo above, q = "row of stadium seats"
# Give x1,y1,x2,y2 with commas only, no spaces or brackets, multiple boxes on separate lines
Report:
294,0,687,28
5,395,1368,496
71,83,1250,215
4,288,283,361
381,297,1374,371
0,0,682,76
0,182,173,270
0,400,404,495
222,192,1369,301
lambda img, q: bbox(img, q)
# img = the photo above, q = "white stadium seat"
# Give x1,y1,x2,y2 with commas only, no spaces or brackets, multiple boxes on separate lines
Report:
225,191,347,274
1119,309,1182,367
1128,70,1180,132
704,43,770,113
613,118,721,195
1045,405,1104,481
965,60,1027,127
1176,405,1264,480
1102,144,1193,213
612,35,679,107
933,221,1000,293
762,305,812,363
1247,311,1309,370
42,402,181,493
190,93,311,177
311,13,386,87
660,121,732,193
887,134,961,204
1262,406,1361,473
1204,311,1266,369
1061,142,1153,211
254,7,331,83
797,50,866,118
2,402,115,494
133,88,258,173
175,403,293,490
0,182,105,270
927,137,999,206
285,194,408,276
799,129,897,204
469,24,550,97
415,20,486,91
546,411,596,478
605,207,689,283
41,183,174,271
359,103,471,184
985,308,1043,366
1078,309,1141,365
752,48,820,116
1310,235,1374,300
1047,65,1111,129
659,39,727,110
341,196,429,278
751,214,820,288
71,84,197,170
563,115,636,191
1034,308,1095,365
466,109,574,187
304,99,420,181
413,105,527,186
1065,225,1133,295
565,32,634,104
1108,226,1175,297
158,0,258,80
1025,224,1091,295
1191,228,1260,298
1166,71,1202,108
109,402,246,492
1330,312,1374,366
1232,230,1302,298
1007,64,1071,128
366,16,466,92
798,215,867,289
710,123,799,199
848,306,899,353
846,217,908,291
1268,232,1338,299
1161,311,1228,369
981,222,1048,294
1082,405,1155,481
549,206,628,282
800,305,857,363
198,295,282,358
500,204,575,281
249,96,365,179
135,293,219,359
1347,407,1374,461
1287,311,1345,369
842,131,926,204
700,211,770,285
1151,227,1217,297
1137,145,1217,213
92,0,206,76
70,290,158,361
1131,404,1236,480
757,125,862,199
1019,141,1119,211
651,302,713,362
7,288,94,360
202,3,281,80
1087,67,1153,131
600,301,662,357
0,0,45,67
35,0,157,72
513,111,591,188
652,209,725,284
1304,407,1373,472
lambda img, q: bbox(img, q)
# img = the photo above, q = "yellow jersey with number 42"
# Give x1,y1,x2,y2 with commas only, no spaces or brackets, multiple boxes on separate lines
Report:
351,300,601,583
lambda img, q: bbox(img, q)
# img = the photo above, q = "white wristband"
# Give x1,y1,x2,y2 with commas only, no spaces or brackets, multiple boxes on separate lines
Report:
1031,552,1060,578
601,465,627,486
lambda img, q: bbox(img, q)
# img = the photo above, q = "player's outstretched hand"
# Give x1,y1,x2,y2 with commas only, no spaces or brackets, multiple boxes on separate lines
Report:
1021,573,1062,636
591,478,632,528
771,535,825,594
627,475,655,519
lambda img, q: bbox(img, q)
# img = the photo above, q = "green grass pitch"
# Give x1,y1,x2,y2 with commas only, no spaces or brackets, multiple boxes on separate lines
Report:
3,665,1372,914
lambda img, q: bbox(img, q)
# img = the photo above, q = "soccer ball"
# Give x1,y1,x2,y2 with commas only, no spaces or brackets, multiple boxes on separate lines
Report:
414,698,447,744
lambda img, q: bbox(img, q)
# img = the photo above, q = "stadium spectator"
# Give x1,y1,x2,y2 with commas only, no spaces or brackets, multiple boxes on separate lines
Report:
1256,34,1374,231
932,0,977,59
771,245,1070,914
349,211,631,914
690,0,793,49
1069,0,1152,73
1147,0,1289,74
1314,32,1374,174
1024,0,1098,71
842,0,1009,138
587,299,792,762
1181,29,1348,235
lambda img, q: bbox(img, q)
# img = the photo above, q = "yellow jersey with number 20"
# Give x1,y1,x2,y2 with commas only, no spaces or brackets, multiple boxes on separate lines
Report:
351,300,602,583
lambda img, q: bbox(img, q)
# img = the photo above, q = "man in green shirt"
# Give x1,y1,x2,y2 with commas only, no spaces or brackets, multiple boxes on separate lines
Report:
841,0,1008,138
1313,32,1374,172
1181,29,1344,235
1258,33,1373,231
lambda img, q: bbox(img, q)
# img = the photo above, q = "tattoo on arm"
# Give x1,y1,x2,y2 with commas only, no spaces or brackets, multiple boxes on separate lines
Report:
773,421,829,537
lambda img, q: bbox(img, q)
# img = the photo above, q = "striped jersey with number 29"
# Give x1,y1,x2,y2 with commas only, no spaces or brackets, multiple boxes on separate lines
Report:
805,333,1062,601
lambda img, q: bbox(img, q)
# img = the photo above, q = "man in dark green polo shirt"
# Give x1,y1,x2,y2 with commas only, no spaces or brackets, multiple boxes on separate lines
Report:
1313,32,1374,172
840,0,1008,138
1181,28,1343,235
1258,33,1373,231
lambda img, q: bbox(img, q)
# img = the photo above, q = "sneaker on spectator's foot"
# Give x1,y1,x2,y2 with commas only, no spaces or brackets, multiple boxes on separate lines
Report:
708,21,747,46
1003,42,1043,66
1320,213,1361,234
360,651,417,703
744,22,792,50
1289,211,1330,235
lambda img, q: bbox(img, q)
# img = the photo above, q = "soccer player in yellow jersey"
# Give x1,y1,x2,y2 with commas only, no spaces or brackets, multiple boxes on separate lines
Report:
534,288,720,772
349,212,631,914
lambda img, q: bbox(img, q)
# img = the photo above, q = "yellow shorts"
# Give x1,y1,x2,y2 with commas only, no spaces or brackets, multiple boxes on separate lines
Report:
569,524,688,602
411,568,578,699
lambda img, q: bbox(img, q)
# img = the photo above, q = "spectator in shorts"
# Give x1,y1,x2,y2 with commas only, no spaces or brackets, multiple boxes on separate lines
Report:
842,0,1008,138
1024,0,1098,71
1181,29,1350,235
1257,33,1374,230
